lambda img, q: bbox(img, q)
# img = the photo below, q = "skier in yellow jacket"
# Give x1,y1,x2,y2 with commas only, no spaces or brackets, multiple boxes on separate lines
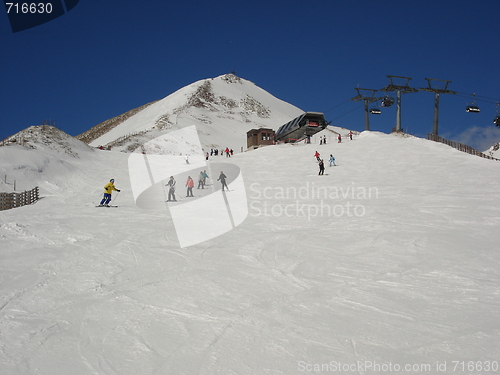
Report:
99,179,121,207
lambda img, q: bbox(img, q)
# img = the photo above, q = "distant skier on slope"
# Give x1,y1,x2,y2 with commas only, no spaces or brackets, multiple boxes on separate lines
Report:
166,176,177,202
185,176,194,197
202,170,209,186
314,151,320,161
218,171,229,191
318,159,325,175
99,179,120,207
329,154,336,167
198,171,205,189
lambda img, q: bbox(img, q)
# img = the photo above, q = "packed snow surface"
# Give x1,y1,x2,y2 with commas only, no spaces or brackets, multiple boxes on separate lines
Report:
1,130,500,374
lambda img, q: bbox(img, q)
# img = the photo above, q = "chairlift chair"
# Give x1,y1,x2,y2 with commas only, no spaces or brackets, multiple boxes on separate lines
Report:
465,105,480,113
466,93,480,113
380,96,395,107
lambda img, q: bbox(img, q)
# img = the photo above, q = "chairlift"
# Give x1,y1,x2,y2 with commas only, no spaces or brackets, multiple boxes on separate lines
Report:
466,93,480,113
380,96,394,107
466,105,480,113
370,108,381,115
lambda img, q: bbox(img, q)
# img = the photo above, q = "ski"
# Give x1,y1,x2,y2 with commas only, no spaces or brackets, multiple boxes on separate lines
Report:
95,205,118,208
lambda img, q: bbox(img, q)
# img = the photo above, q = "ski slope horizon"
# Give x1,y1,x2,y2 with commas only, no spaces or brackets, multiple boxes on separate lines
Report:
1,123,499,374
4,72,500,158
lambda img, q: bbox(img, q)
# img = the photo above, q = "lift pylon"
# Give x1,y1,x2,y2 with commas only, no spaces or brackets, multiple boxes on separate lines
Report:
381,76,418,133
419,78,456,135
350,88,381,131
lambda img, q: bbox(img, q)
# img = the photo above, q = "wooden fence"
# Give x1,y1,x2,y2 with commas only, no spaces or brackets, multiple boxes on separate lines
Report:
427,134,500,161
0,187,40,211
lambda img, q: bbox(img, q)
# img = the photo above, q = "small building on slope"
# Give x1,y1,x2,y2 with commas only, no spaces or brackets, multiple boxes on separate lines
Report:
247,128,275,150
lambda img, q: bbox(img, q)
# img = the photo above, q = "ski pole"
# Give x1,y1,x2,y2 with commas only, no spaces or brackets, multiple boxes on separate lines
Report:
110,191,120,205
94,192,104,206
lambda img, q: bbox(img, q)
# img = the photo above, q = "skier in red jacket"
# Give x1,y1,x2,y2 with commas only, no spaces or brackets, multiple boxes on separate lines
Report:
185,176,194,197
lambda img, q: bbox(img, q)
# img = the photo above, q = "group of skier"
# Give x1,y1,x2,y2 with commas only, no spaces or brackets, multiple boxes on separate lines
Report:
186,147,235,164
198,170,209,189
312,131,353,175
98,170,229,206
336,131,354,143
315,152,337,175
209,148,234,157
317,131,353,145
165,171,229,201
124,149,232,204
314,143,339,176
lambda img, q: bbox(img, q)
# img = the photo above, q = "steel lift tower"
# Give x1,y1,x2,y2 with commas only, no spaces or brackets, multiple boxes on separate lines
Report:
350,88,380,131
419,78,456,135
381,76,418,132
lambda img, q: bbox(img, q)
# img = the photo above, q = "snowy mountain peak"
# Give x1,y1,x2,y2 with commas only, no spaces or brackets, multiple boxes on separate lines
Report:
182,77,270,118
220,72,243,84
3,125,93,157
83,74,304,152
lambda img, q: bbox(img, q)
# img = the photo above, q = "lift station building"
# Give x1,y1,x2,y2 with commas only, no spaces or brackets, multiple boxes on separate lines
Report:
275,112,328,143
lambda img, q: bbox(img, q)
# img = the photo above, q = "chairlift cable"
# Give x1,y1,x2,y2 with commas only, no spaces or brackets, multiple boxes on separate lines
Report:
455,91,500,102
324,98,352,114
455,93,498,105
330,103,364,122
455,92,500,104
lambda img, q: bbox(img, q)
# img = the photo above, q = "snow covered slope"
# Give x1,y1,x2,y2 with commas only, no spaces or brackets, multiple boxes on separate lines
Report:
85,74,304,152
0,126,96,194
485,142,500,159
1,130,499,374
5,125,94,157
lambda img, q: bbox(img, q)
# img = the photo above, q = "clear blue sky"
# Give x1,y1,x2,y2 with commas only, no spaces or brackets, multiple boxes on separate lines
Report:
1,0,499,150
